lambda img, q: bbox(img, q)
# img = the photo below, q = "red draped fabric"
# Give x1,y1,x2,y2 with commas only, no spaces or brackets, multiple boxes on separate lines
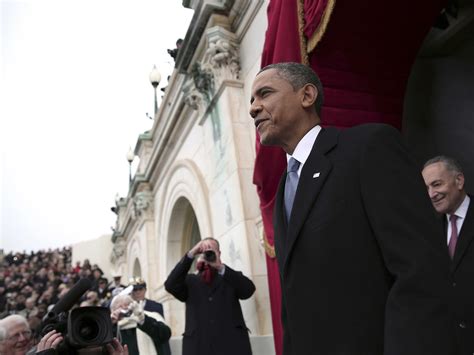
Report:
254,1,447,354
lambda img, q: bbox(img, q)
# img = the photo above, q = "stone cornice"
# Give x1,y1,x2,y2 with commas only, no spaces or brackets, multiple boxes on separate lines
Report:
176,0,236,72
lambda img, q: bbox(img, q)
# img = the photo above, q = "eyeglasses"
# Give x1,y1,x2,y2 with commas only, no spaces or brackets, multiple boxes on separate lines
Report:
7,330,32,343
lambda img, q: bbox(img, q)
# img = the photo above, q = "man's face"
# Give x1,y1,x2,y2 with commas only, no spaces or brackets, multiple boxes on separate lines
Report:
422,162,465,214
249,69,306,153
5,322,32,355
132,287,146,301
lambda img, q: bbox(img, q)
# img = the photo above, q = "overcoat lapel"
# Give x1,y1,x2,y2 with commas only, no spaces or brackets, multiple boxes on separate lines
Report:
283,128,338,273
452,201,474,272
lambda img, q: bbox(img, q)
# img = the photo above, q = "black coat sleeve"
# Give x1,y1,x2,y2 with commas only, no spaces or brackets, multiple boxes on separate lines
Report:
164,254,193,301
222,265,256,300
360,124,453,355
137,314,172,344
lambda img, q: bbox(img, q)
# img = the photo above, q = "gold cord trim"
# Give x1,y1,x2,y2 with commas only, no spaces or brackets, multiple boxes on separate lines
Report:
307,0,336,53
297,0,309,65
263,230,276,258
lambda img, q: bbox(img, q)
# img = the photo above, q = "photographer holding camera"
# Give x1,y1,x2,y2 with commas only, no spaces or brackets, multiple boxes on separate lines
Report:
35,330,128,355
164,237,255,355
110,294,171,355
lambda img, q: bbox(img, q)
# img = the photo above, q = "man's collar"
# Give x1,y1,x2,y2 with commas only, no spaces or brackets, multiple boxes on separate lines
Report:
287,125,321,166
447,194,470,220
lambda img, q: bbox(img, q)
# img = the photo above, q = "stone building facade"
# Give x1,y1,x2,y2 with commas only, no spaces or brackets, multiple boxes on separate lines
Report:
109,0,274,352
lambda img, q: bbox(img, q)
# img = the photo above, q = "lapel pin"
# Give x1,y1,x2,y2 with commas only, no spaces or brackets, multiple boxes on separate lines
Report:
313,172,320,178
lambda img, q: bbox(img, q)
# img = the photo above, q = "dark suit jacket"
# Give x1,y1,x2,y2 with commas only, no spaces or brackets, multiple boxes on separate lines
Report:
144,298,171,355
274,124,454,355
445,197,474,355
164,255,255,355
118,314,171,355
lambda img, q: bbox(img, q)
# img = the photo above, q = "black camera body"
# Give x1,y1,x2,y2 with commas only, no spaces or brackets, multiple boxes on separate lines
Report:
41,279,114,353
203,250,216,262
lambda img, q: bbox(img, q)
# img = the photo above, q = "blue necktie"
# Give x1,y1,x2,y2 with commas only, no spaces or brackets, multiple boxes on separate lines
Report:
284,157,301,222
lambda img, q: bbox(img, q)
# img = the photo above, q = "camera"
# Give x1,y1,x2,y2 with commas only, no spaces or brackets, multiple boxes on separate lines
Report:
41,279,114,354
203,250,216,262
120,308,133,318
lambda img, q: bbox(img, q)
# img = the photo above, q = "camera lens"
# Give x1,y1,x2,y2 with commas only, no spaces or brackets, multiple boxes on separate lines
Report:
68,307,113,348
204,250,216,262
78,319,99,341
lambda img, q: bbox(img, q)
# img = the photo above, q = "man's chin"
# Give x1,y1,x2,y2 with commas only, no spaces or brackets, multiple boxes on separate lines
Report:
259,133,276,147
433,202,447,214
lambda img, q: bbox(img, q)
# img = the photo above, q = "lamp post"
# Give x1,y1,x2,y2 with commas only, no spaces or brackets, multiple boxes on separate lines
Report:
149,65,161,118
126,147,134,184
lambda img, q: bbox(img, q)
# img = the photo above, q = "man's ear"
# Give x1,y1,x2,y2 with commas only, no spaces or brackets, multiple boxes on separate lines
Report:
455,173,465,190
301,83,318,109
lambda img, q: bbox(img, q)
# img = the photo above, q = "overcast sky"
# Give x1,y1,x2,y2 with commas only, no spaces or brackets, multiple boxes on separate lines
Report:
0,0,194,253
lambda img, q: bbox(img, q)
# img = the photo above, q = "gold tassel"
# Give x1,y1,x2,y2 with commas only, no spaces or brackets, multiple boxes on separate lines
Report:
307,0,336,53
297,0,310,65
263,230,276,258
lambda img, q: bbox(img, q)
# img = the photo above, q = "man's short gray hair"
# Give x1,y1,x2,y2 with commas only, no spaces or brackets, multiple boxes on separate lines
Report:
423,155,464,174
110,294,133,311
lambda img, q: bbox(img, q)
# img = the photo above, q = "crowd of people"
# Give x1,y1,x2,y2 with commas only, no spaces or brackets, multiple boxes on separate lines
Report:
0,248,163,354
0,248,115,336
0,238,254,355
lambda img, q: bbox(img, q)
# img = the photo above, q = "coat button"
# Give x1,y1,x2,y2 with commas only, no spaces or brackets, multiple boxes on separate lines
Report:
459,322,466,329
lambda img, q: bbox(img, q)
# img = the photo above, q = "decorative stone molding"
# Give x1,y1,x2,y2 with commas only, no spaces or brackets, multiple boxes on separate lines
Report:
131,183,154,220
110,236,127,264
203,37,240,81
183,26,240,111
183,64,210,112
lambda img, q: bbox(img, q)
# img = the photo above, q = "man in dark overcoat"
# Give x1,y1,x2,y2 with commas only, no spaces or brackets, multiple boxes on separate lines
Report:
423,156,474,355
165,237,255,355
249,62,454,355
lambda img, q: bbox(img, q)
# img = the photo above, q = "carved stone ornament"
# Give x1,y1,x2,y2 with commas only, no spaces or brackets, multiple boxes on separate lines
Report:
183,29,240,111
191,62,214,98
203,38,240,81
110,237,127,264
131,191,154,219
183,78,205,111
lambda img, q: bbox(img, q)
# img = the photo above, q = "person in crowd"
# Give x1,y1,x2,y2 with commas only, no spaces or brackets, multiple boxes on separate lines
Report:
249,62,454,355
422,155,474,354
0,314,33,355
93,277,110,302
89,268,104,291
72,261,82,274
110,294,171,355
0,322,7,354
165,237,255,355
129,278,171,355
108,275,125,296
80,291,101,307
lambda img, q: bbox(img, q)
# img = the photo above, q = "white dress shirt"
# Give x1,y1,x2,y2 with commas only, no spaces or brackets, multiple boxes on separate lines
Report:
446,195,470,244
287,125,322,177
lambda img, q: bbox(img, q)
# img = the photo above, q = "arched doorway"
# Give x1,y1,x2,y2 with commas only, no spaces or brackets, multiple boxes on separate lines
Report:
166,197,202,337
133,258,142,278
167,197,202,272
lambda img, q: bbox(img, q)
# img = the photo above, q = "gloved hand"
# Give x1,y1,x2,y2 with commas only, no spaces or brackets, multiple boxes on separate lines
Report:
129,300,145,325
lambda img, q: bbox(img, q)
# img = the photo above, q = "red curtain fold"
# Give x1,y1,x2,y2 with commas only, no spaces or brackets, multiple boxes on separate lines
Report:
254,1,447,354
254,1,303,355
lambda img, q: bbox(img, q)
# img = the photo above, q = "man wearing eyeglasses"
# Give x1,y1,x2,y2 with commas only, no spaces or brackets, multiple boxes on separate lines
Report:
0,314,33,355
